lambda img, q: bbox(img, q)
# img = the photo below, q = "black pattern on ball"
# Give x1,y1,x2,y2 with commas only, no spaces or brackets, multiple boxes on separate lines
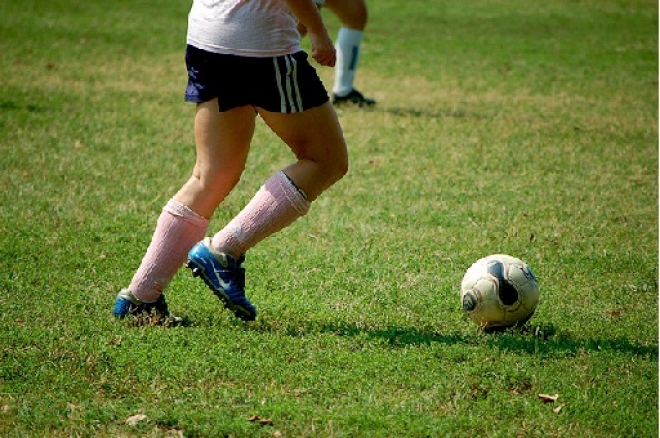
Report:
462,291,478,311
486,260,519,306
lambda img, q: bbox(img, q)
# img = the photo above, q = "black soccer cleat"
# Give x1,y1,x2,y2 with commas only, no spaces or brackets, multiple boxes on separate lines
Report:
332,89,376,107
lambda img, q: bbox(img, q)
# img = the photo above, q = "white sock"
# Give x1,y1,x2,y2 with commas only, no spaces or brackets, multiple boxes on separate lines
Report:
129,200,208,302
211,171,311,257
333,27,364,97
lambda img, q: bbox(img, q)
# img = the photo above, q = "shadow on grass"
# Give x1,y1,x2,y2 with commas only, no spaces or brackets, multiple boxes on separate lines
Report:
0,100,47,113
381,106,481,119
252,320,657,359
129,308,656,360
340,104,488,119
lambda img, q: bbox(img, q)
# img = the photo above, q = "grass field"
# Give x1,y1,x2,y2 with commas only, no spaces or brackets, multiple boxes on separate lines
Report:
1,0,657,436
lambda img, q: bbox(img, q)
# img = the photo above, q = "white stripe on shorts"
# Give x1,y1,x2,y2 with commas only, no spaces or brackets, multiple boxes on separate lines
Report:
274,55,303,113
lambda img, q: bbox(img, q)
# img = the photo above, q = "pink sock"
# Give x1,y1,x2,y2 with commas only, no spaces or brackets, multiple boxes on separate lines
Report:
211,171,311,256
129,199,208,302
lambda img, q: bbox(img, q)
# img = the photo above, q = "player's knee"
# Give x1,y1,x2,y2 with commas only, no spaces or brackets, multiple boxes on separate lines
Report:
327,142,349,184
337,150,349,181
346,3,368,29
357,5,368,28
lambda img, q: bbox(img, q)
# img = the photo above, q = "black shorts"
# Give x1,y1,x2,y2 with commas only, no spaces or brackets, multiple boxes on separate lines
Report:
184,45,329,113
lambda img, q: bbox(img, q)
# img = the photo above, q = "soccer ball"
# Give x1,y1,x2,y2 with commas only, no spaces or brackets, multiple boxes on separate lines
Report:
460,254,539,331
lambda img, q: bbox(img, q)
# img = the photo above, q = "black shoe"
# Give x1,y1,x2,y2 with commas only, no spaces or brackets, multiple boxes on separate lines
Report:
332,89,376,107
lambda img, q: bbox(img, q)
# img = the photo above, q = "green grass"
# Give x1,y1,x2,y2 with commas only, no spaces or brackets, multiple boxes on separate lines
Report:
1,0,657,436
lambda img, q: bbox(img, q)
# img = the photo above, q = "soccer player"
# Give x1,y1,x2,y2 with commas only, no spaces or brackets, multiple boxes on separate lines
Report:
114,0,348,322
301,0,375,106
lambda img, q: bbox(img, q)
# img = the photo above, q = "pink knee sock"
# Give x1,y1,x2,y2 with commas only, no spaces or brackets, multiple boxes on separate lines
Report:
130,199,208,302
211,171,311,256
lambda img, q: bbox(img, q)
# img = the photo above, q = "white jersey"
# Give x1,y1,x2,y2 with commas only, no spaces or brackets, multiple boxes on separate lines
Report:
187,0,302,57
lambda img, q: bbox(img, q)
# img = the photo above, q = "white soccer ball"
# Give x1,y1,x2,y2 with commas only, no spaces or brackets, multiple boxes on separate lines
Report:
460,254,539,331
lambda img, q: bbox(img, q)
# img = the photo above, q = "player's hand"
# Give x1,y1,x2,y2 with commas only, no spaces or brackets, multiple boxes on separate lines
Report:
309,32,336,67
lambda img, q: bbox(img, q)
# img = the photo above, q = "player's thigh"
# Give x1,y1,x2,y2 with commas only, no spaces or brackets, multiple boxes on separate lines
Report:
193,100,255,178
257,102,347,167
324,0,368,29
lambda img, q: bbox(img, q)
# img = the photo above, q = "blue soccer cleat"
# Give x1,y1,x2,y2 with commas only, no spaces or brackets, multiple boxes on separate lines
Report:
186,238,257,321
113,288,182,324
